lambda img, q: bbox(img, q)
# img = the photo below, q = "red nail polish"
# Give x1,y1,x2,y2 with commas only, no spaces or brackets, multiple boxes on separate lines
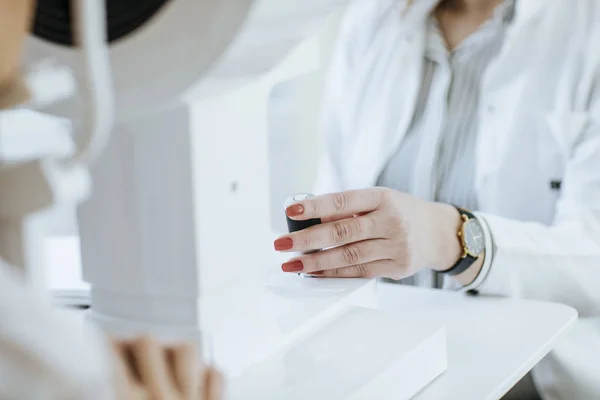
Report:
274,237,294,251
282,260,304,273
286,204,305,217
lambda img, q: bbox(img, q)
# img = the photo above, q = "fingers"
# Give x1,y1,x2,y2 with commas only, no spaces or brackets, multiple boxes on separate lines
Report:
170,343,200,399
111,336,223,400
276,213,384,253
111,341,139,385
317,212,354,224
286,189,386,222
282,239,390,274
318,260,404,280
110,340,147,400
132,336,177,399
320,212,369,224
202,367,225,400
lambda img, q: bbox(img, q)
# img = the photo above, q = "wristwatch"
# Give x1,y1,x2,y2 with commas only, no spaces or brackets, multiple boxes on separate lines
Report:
441,208,486,276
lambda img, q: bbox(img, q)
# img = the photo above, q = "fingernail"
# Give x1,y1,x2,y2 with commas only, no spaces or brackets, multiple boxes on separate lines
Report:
274,237,294,251
282,260,304,273
286,204,305,217
309,270,324,275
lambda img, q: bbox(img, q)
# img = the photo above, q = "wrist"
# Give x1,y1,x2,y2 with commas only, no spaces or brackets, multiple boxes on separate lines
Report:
430,203,464,272
453,252,485,287
431,205,487,287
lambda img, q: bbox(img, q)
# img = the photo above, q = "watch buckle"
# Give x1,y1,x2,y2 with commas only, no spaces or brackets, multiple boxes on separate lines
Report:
458,216,470,258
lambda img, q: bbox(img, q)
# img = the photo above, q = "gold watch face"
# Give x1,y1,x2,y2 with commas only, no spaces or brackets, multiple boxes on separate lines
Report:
462,218,485,257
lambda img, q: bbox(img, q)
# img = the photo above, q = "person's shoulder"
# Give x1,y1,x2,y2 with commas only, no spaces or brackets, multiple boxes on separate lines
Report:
336,0,405,62
341,0,403,36
344,0,402,22
549,0,600,33
581,0,600,40
556,0,600,104
567,0,600,72
540,1,600,64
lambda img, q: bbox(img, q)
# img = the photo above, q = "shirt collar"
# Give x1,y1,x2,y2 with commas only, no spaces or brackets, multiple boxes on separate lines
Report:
425,0,515,60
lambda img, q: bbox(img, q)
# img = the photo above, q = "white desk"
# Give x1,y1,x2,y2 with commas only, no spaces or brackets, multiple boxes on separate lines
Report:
376,284,577,400
63,283,576,400
229,282,577,400
48,238,577,399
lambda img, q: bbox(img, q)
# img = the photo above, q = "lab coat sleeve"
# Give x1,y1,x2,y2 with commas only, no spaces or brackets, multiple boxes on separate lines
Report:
476,74,600,317
0,262,115,399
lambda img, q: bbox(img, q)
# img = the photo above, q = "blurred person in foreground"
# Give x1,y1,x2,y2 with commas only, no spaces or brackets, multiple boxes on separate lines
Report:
275,1,600,399
0,1,222,399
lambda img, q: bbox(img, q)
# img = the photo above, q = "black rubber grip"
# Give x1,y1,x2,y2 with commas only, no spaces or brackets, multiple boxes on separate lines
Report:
286,216,322,234
284,193,322,233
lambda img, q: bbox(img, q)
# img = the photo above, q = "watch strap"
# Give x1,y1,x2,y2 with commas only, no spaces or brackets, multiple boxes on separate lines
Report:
442,253,478,277
440,207,478,277
457,208,476,221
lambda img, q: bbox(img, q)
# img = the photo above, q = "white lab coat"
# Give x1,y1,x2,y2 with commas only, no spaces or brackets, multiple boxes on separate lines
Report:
314,1,600,399
0,260,114,399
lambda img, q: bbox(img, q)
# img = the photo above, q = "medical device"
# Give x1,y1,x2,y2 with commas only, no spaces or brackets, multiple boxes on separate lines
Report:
0,3,452,396
0,0,351,338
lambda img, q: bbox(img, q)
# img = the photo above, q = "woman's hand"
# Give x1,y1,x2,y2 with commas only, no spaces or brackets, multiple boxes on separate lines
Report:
111,336,223,400
274,188,465,280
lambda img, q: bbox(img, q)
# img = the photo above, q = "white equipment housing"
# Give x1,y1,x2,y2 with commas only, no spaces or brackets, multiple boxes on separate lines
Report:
6,0,450,396
24,0,351,337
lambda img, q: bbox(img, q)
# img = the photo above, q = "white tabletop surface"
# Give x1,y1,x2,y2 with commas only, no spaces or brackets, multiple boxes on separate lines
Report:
376,283,577,400
47,237,577,400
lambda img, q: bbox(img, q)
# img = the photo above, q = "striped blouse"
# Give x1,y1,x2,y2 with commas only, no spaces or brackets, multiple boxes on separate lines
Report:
377,0,515,287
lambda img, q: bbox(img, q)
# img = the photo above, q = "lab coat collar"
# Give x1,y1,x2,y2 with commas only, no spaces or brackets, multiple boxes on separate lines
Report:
399,0,440,29
400,0,548,28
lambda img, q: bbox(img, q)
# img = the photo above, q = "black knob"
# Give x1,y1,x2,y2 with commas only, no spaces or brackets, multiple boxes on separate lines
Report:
284,193,321,233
